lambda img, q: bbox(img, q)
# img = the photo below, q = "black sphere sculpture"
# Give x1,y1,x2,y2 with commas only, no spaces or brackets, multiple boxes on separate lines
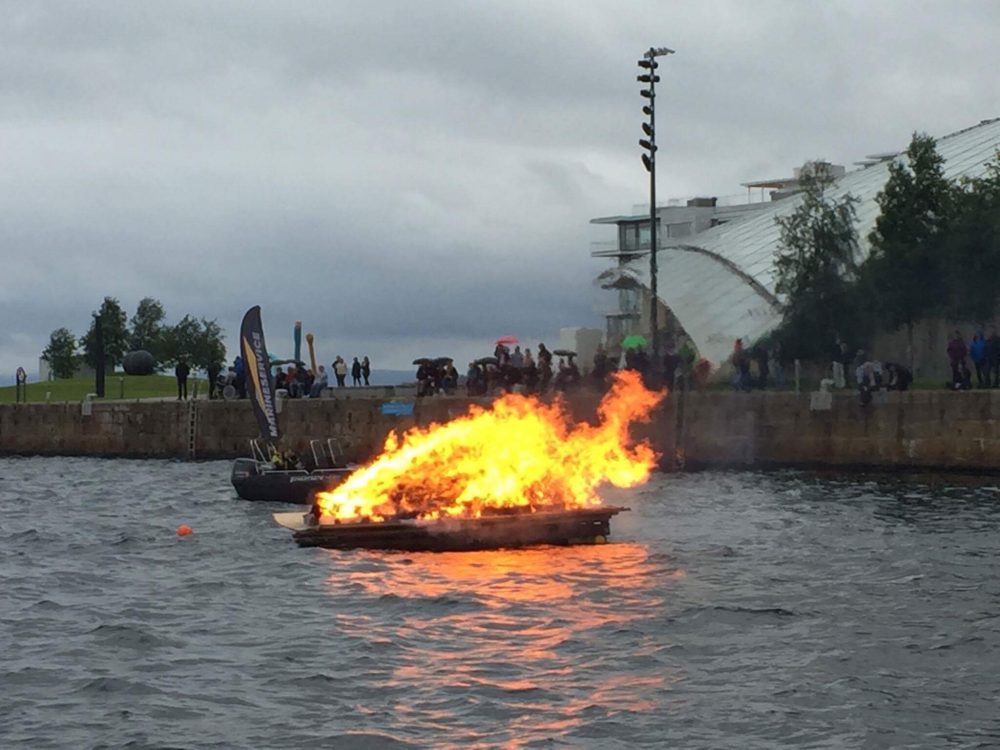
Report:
122,350,156,376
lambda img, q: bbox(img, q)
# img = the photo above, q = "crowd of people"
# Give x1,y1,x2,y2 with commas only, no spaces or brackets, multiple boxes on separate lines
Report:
830,327,1000,399
273,355,372,398
413,342,585,398
728,339,781,391
410,336,710,398
207,354,373,400
945,327,1000,390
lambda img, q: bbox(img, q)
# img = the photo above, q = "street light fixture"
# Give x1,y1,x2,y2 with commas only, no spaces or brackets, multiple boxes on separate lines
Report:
637,45,674,371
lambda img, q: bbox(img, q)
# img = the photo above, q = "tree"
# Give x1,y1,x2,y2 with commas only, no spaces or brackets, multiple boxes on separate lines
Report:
81,297,130,371
866,132,955,370
191,318,227,372
944,154,1000,321
42,328,79,379
773,163,862,360
159,315,226,371
129,297,166,361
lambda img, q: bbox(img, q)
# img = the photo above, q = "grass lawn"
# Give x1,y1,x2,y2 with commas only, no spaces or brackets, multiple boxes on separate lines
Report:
0,375,209,404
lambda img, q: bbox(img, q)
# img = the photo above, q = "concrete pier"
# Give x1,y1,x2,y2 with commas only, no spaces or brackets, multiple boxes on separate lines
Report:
3,390,1000,472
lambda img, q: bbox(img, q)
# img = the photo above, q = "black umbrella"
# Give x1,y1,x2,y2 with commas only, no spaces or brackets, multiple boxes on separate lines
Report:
553,349,577,358
412,358,433,366
474,356,499,366
433,357,453,367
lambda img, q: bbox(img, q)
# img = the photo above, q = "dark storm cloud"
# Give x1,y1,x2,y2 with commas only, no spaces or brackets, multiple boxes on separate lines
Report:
1,0,998,377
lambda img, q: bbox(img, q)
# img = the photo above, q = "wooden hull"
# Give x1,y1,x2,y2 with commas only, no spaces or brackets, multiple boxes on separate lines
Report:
274,507,627,552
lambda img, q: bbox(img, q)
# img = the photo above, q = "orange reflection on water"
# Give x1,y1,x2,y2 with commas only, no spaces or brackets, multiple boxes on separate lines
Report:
323,541,686,748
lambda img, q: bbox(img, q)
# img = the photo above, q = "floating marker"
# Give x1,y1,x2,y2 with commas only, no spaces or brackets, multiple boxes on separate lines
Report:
177,524,193,537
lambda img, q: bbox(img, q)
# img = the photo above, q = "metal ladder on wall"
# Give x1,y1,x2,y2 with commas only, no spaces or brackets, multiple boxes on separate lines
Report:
186,400,198,460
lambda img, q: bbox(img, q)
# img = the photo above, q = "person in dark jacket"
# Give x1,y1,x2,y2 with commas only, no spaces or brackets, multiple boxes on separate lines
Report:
884,362,912,391
987,326,1000,388
207,362,221,399
970,331,988,388
351,357,362,386
175,359,190,400
234,355,246,399
947,330,968,388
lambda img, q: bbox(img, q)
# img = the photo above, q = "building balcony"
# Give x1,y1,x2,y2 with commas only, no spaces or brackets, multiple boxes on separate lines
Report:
590,240,659,259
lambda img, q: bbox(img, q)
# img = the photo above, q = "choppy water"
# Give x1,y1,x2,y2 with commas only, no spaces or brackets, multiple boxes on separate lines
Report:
2,458,1000,748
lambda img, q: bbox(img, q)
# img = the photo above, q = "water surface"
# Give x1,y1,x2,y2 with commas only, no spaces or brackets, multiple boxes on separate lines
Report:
2,457,999,748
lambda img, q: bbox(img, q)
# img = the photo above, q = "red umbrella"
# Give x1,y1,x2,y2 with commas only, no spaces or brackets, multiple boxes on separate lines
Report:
495,335,518,346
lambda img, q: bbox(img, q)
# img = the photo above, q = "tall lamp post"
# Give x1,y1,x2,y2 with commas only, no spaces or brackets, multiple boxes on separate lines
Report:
638,46,674,370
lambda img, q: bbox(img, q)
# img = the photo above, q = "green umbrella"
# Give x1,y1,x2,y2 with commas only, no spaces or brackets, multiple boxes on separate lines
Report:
622,334,649,349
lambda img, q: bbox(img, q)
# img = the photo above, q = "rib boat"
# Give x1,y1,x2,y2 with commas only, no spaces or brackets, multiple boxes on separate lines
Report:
232,306,357,504
232,438,356,504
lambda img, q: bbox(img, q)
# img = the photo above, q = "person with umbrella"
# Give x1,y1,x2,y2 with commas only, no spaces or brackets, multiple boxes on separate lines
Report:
466,360,484,396
538,349,553,393
493,335,514,365
537,343,552,368
442,360,459,394
413,358,432,396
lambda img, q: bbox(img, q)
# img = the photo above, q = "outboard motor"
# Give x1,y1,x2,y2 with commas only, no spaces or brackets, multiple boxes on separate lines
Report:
231,457,262,482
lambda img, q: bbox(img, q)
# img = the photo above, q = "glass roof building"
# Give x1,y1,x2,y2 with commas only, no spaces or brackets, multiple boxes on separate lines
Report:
591,117,1000,367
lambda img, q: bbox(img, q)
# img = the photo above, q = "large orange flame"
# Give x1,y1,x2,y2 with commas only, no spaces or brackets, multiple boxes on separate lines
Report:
315,370,664,523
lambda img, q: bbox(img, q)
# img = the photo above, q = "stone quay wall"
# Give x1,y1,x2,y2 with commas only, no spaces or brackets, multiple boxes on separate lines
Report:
3,389,1000,472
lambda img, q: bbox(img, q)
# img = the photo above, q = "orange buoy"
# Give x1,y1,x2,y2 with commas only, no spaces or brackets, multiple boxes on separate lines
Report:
176,524,193,537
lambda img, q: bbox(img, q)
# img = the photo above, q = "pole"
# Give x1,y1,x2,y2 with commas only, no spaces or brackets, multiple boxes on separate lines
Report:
94,313,106,399
647,47,660,370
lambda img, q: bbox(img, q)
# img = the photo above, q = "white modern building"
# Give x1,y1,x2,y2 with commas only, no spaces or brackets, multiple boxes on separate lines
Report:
591,117,1000,366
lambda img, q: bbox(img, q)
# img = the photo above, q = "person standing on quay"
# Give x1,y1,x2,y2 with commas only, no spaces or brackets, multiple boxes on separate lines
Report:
947,330,968,388
207,361,221,399
351,357,362,386
175,359,190,400
333,356,347,387
970,330,988,388
361,356,371,385
987,326,1000,387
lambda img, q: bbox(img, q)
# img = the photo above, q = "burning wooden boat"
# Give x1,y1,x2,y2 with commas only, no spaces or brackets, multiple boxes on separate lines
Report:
273,506,628,552
270,368,661,551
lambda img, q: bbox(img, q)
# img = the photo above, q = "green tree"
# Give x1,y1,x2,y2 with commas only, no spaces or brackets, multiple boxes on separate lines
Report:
866,132,955,369
191,318,227,372
773,163,862,360
129,297,166,361
42,328,79,379
159,315,226,372
944,153,1000,321
81,297,130,371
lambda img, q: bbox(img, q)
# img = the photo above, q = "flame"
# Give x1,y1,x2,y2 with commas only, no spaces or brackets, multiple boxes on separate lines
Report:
315,370,664,522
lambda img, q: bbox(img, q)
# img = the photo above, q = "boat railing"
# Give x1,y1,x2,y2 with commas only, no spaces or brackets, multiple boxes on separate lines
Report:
326,438,348,466
309,439,328,468
307,438,350,469
250,438,275,465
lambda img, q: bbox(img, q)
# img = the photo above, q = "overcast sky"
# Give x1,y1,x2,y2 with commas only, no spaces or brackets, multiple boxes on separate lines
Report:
2,0,998,379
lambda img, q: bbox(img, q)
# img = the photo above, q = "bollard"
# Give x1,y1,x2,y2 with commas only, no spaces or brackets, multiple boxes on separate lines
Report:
119,377,125,399
794,359,801,394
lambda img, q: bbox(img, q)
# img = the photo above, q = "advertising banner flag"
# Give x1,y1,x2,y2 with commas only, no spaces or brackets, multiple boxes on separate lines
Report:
240,306,280,442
